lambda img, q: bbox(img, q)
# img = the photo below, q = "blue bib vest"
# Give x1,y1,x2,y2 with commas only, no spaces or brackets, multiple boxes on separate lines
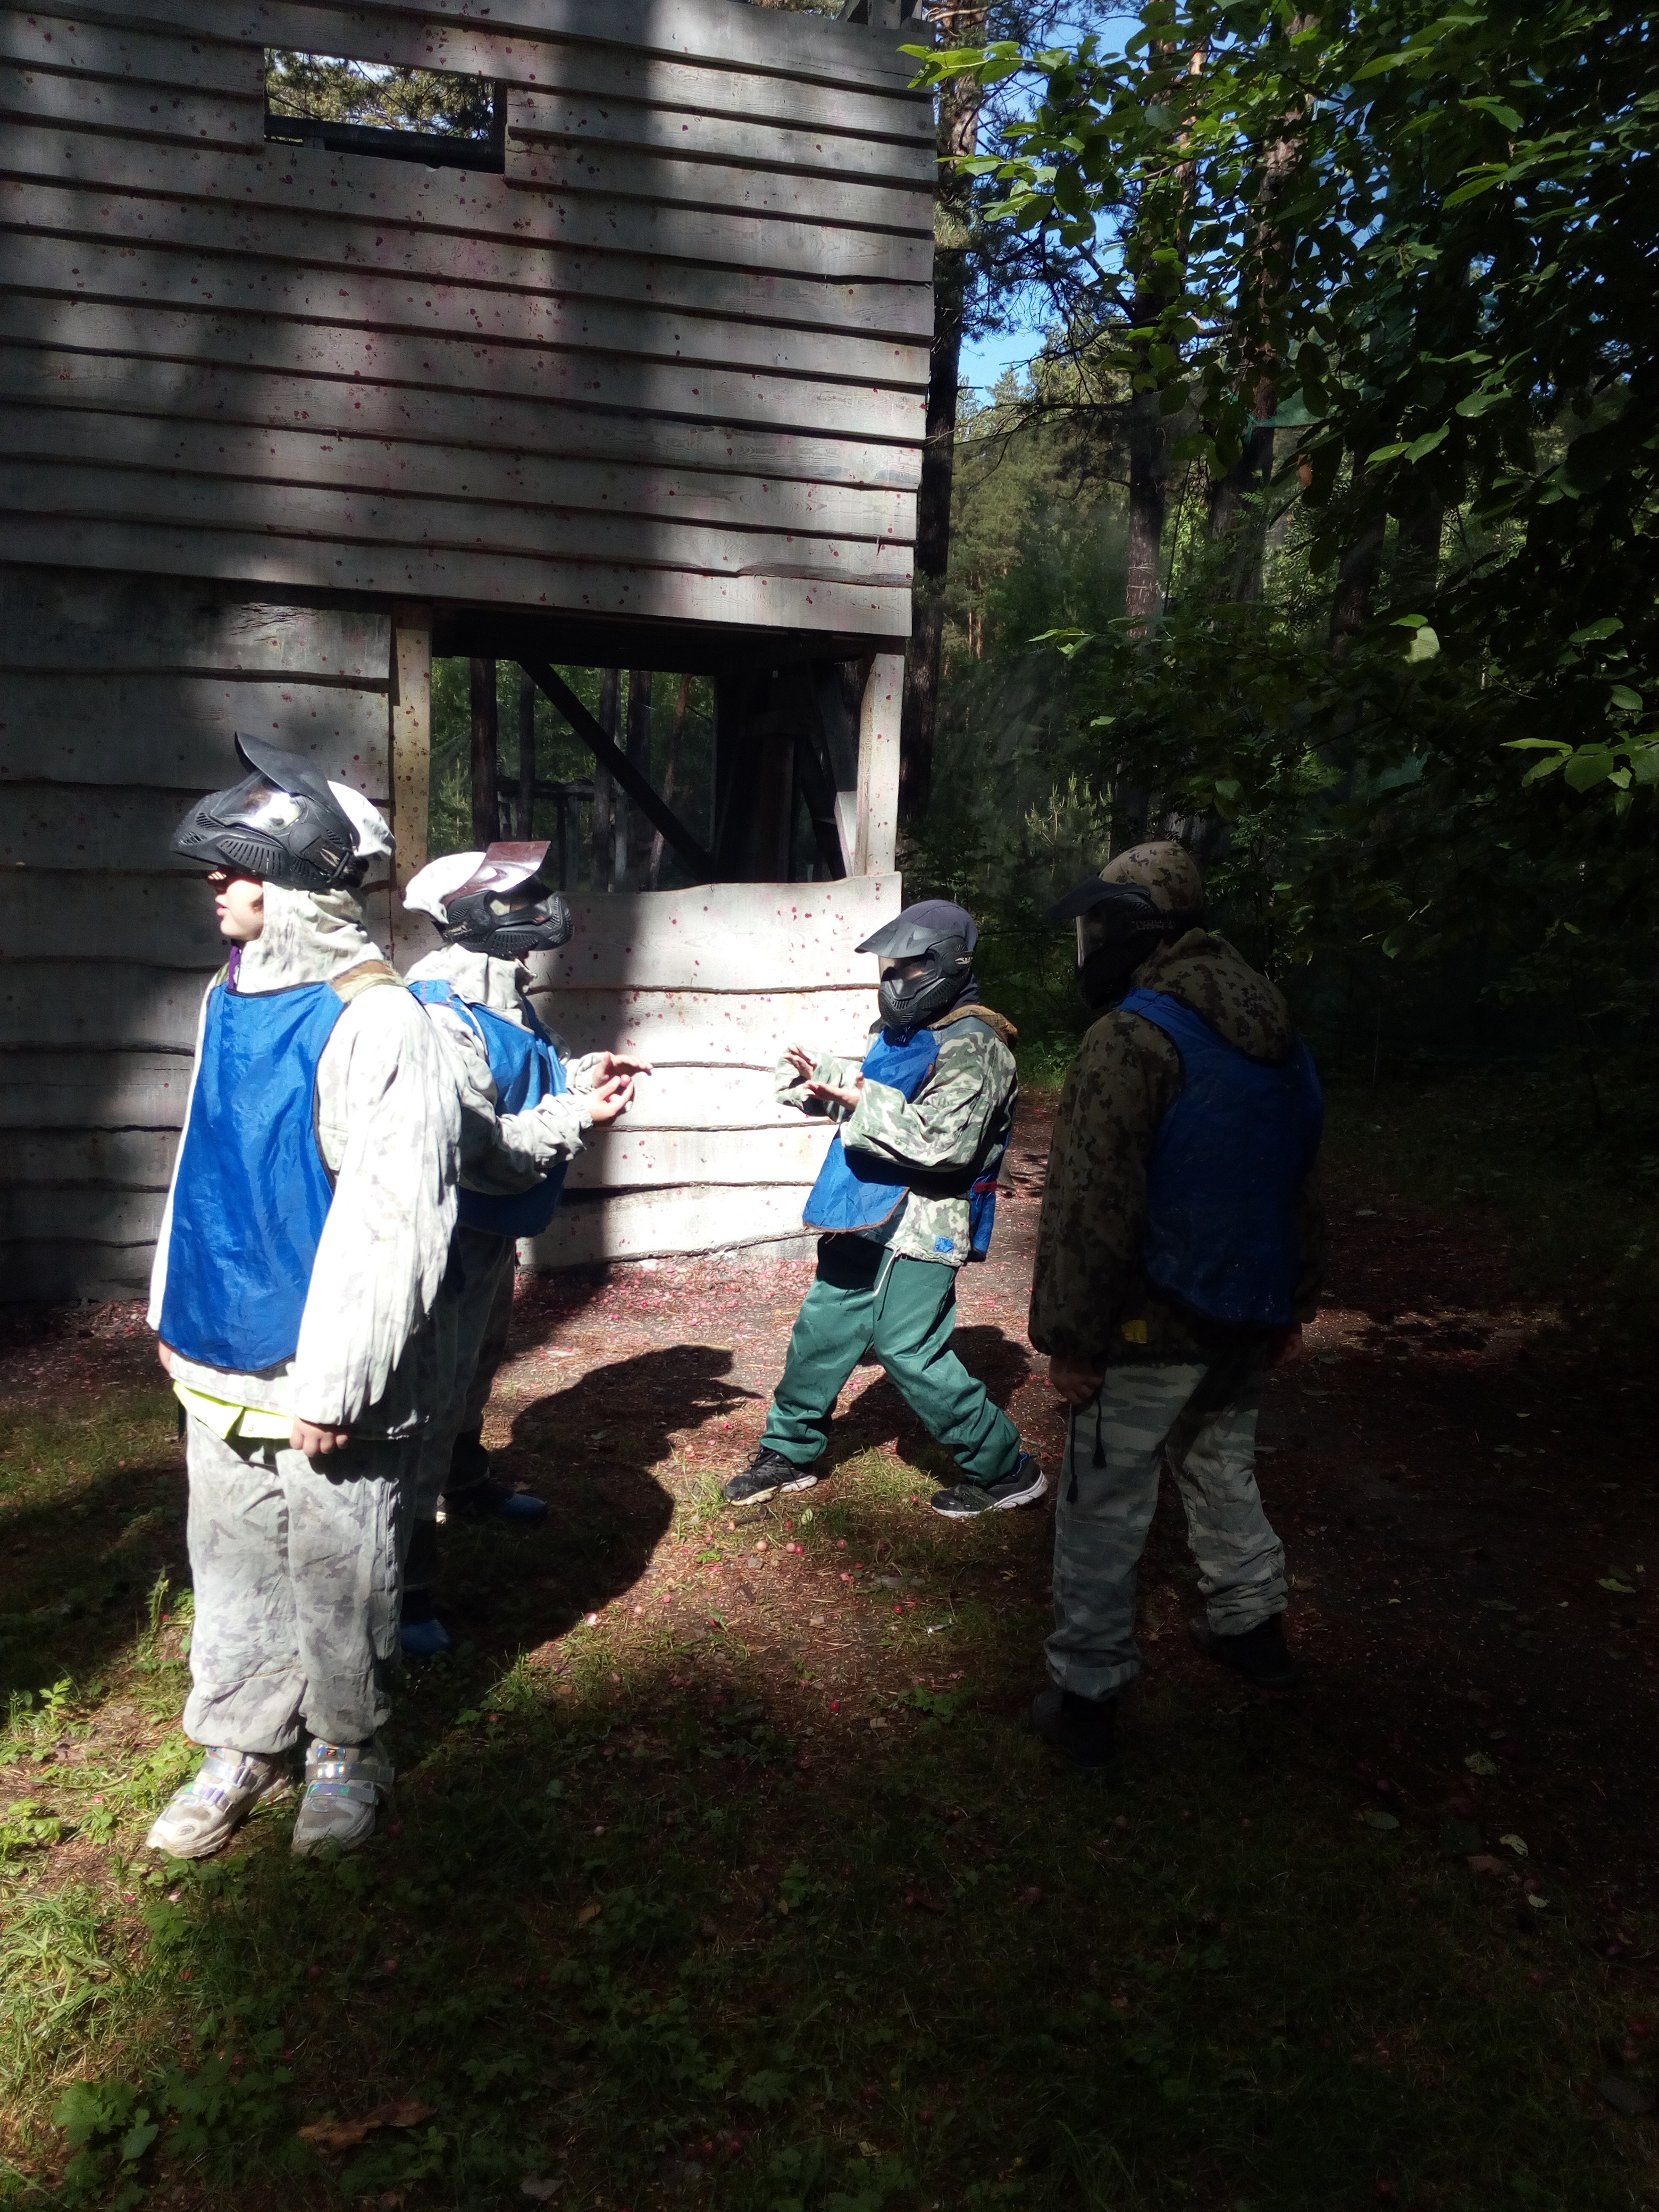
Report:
801,1019,1009,1260
1119,987,1324,1329
408,979,569,1238
160,975,354,1372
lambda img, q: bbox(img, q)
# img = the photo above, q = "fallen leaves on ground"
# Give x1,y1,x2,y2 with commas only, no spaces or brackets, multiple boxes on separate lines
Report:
297,2098,435,2151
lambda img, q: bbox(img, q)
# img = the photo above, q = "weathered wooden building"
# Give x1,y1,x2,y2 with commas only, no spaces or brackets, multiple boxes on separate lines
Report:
0,0,933,1297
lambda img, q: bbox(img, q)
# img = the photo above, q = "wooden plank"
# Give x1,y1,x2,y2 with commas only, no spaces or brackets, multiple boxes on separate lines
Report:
0,230,931,392
504,135,932,236
0,784,227,868
524,1181,817,1267
0,1242,155,1300
0,12,265,93
0,125,934,286
0,1124,179,1188
529,877,901,993
0,350,926,495
0,872,393,959
0,462,916,598
564,1121,828,1193
0,872,234,965
510,985,887,1070
0,1047,194,1128
27,0,928,95
3,405,916,546
0,177,936,341
0,55,265,143
0,674,390,789
0,513,918,639
854,651,902,876
0,301,927,447
508,88,935,187
529,1062,809,1132
0,1183,166,1244
0,568,391,676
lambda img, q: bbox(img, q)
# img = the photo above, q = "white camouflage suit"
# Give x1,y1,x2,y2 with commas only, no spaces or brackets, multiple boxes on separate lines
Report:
403,944,605,1585
149,885,460,1752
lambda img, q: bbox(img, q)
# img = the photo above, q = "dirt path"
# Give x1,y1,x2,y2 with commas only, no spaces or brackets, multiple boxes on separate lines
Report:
3,1098,1654,1916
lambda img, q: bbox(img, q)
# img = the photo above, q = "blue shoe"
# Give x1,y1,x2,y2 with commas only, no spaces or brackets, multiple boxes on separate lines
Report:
400,1613,451,1658
443,1476,548,1526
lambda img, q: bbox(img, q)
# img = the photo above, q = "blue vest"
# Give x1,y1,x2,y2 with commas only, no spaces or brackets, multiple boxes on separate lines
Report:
1120,987,1324,1329
408,979,569,1238
160,976,351,1372
801,1020,1009,1260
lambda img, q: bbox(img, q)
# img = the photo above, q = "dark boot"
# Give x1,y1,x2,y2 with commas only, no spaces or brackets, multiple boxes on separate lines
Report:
1030,1688,1118,1773
1188,1612,1300,1689
443,1427,548,1525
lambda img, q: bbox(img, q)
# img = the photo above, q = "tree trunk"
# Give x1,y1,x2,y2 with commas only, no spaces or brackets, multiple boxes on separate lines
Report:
517,672,537,842
898,9,986,840
470,657,498,847
590,668,619,890
623,669,655,887
1123,363,1168,629
649,674,691,890
1329,506,1386,650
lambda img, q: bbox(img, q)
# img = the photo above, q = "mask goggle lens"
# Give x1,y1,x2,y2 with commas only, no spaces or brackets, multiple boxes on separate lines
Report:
219,775,305,834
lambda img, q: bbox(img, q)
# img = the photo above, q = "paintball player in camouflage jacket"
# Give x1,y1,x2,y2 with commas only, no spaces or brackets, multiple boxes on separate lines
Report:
1028,842,1325,1769
725,900,1045,1520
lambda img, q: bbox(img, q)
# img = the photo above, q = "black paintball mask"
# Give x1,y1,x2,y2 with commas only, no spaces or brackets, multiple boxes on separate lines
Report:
439,842,573,958
857,900,979,1034
1045,877,1203,1012
172,733,366,892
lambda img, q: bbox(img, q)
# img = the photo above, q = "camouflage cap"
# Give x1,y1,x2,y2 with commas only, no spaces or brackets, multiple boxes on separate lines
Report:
1098,839,1203,914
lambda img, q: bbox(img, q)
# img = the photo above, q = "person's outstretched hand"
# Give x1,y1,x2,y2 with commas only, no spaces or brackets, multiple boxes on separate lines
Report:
806,1075,864,1112
1266,1323,1305,1369
587,1051,653,1083
785,1043,818,1081
585,1073,635,1126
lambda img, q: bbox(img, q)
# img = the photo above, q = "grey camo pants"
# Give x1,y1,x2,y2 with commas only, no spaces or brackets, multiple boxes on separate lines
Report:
1047,1353,1287,1700
406,1225,517,1594
182,1420,415,1753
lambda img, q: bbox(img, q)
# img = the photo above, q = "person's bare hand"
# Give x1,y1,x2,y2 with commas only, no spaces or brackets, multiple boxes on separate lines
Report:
588,1051,653,1083
785,1043,818,1082
585,1073,635,1126
1047,1355,1105,1408
1267,1324,1305,1369
291,1418,351,1456
806,1076,864,1112
156,1342,174,1377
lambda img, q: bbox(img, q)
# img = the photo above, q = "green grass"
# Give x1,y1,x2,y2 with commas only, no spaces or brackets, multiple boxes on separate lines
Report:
2,1412,1656,2211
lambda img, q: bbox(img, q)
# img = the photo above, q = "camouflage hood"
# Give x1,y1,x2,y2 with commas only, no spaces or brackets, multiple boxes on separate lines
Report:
1130,930,1296,1066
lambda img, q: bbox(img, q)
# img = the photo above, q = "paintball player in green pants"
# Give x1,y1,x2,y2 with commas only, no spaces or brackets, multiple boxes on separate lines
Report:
724,900,1045,1520
1028,842,1325,1770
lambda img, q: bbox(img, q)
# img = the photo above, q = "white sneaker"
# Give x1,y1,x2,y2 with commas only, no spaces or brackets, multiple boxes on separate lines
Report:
291,1737,395,1857
145,1747,289,1859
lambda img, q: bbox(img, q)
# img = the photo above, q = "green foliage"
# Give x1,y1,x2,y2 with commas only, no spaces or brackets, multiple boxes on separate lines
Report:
265,52,496,138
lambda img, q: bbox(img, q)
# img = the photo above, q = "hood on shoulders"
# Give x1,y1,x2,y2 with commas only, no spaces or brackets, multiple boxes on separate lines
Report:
405,942,530,1018
1130,929,1295,1064
232,884,381,992
935,1002,1019,1048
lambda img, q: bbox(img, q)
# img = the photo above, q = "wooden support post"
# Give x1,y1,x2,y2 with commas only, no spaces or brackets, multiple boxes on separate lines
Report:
648,673,690,891
624,668,653,887
389,604,431,963
855,652,903,876
592,668,619,891
518,672,537,842
470,656,498,847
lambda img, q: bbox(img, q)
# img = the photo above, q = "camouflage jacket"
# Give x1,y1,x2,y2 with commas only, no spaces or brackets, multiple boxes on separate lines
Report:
776,1004,1019,1270
1028,932,1324,1366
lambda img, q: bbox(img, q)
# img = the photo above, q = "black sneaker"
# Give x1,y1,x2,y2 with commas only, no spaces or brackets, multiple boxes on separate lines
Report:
443,1475,548,1526
1030,1688,1118,1773
722,1447,819,1506
930,1452,1047,1518
1188,1612,1300,1689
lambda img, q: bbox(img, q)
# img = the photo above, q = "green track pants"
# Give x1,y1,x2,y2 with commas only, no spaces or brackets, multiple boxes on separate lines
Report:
760,1238,1022,1486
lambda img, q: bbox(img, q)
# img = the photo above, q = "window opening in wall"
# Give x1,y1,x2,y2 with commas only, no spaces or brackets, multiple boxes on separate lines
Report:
265,52,504,172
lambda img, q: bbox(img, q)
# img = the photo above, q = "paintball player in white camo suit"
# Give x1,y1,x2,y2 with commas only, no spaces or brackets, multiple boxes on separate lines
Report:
1028,842,1325,1771
145,736,459,1857
397,844,648,1656
725,899,1045,1521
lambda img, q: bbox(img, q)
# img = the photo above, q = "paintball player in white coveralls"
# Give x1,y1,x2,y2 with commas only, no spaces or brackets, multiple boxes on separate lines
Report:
145,735,460,1859
398,844,649,1655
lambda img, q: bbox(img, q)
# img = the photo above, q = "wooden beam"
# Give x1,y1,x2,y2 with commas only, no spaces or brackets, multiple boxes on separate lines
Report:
522,657,713,881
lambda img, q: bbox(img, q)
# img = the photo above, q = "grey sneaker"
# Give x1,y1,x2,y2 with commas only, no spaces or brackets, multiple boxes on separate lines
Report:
931,1452,1047,1519
291,1737,395,1857
722,1446,819,1506
145,1746,289,1859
